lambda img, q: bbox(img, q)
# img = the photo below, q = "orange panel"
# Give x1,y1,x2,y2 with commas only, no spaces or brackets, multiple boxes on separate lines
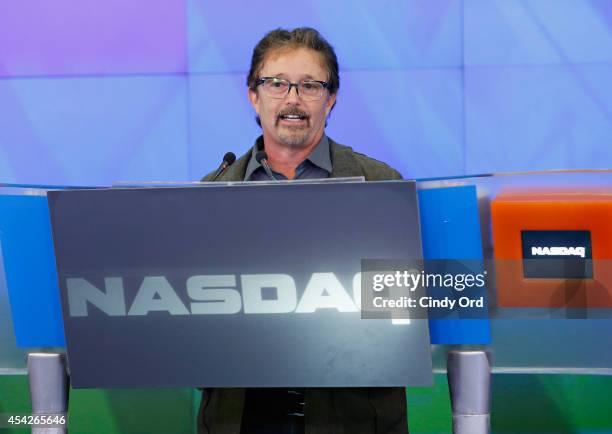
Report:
491,190,612,308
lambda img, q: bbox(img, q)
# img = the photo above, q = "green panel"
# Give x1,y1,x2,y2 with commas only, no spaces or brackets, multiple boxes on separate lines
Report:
68,388,197,434
407,374,612,434
0,376,31,434
406,374,452,433
491,375,612,434
2,374,612,433
0,376,198,434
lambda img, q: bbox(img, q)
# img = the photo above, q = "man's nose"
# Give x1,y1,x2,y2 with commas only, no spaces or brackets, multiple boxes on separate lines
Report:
285,84,301,103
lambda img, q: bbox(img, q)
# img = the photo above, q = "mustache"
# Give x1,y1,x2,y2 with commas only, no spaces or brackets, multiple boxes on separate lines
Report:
277,107,309,119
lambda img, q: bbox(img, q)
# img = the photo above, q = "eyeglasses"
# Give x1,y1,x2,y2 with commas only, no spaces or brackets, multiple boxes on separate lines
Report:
255,77,329,101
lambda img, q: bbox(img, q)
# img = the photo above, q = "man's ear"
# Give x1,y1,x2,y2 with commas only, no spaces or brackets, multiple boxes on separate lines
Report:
325,92,337,116
248,88,260,114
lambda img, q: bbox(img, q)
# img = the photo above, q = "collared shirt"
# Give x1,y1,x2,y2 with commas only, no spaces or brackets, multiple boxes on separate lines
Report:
244,135,332,181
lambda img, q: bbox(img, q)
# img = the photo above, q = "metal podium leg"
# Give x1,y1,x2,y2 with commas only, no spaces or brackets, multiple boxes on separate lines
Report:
447,350,491,434
27,353,69,434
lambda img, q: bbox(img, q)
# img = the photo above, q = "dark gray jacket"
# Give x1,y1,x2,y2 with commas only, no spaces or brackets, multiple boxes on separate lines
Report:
198,138,408,434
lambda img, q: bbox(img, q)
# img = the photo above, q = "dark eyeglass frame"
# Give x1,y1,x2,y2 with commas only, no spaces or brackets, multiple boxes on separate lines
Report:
255,76,329,99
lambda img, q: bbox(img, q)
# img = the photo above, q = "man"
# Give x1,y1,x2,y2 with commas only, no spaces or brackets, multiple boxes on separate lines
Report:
200,28,408,434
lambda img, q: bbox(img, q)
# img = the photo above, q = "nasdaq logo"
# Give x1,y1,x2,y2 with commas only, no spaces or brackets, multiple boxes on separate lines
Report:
66,273,363,317
531,246,586,258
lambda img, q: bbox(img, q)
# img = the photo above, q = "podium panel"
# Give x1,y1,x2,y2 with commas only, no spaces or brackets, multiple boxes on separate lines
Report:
47,181,433,388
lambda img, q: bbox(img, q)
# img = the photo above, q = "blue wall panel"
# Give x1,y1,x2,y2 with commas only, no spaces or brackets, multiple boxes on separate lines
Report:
465,0,612,66
464,64,612,174
188,73,261,179
188,0,462,73
327,69,464,179
0,2,611,184
0,0,187,77
0,76,190,186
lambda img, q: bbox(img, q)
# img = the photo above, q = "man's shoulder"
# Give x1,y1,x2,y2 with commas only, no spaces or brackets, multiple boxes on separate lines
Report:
201,170,216,182
329,138,403,181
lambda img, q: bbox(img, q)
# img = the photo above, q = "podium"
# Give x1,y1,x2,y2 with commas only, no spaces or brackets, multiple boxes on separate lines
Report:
2,171,612,433
47,180,432,388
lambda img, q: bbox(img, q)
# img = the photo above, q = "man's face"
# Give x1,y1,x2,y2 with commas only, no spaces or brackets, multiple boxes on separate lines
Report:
248,47,337,149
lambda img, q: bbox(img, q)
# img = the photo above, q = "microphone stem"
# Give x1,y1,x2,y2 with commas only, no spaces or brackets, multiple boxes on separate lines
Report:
210,162,228,182
261,160,277,181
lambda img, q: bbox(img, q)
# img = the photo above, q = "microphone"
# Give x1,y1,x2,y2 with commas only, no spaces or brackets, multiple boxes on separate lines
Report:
255,151,277,181
210,152,236,181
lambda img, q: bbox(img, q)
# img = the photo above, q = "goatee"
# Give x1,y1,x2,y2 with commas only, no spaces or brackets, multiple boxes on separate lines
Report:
276,107,311,147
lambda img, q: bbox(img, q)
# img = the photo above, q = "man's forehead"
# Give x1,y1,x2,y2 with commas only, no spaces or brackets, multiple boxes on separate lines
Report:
259,47,327,76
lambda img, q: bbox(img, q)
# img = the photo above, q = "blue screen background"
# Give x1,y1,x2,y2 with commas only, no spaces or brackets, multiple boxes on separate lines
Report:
1,0,610,185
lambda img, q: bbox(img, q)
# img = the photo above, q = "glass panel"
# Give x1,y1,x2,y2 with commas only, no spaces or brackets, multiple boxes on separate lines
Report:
4,172,612,375
0,184,89,372
418,170,612,373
